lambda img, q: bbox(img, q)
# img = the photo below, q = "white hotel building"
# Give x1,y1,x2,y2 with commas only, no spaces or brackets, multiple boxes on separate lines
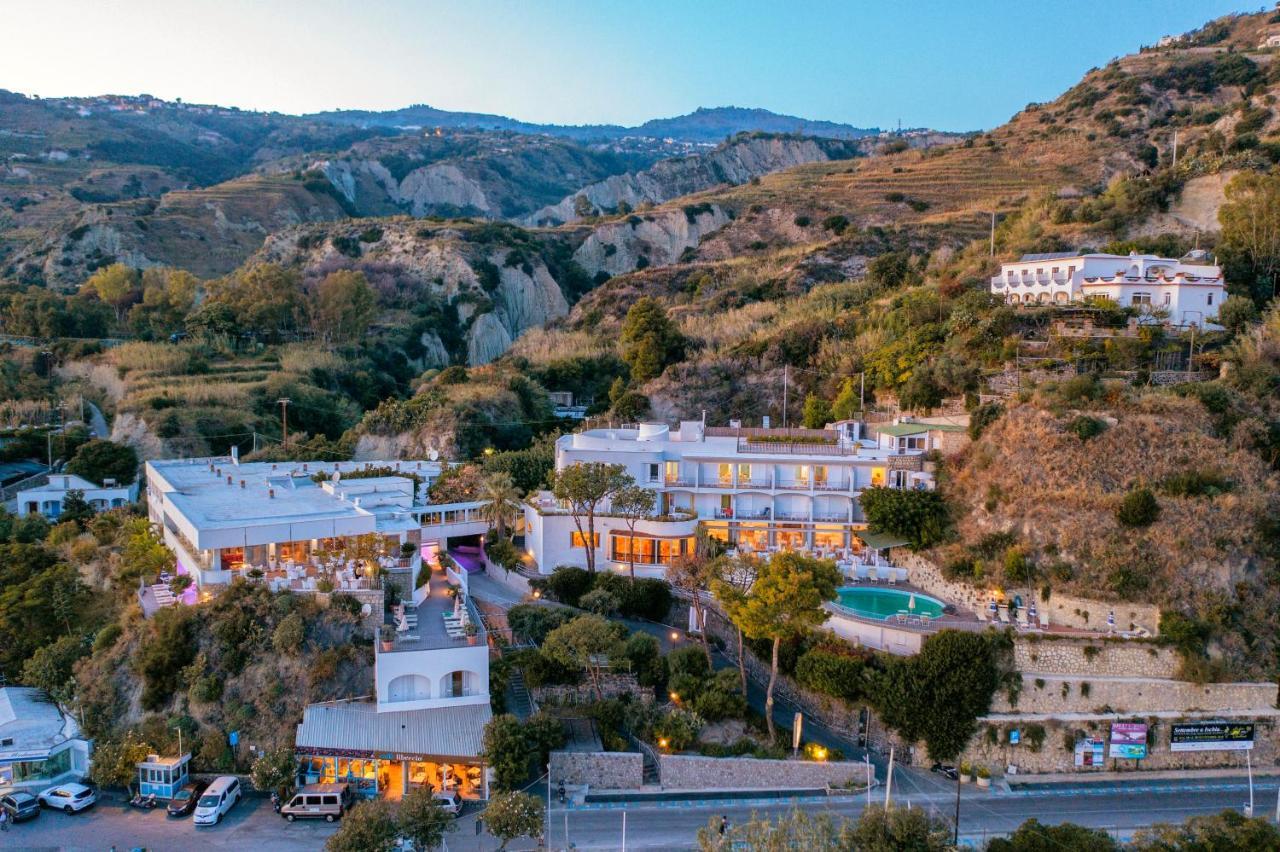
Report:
991,251,1225,327
524,419,952,574
144,452,490,590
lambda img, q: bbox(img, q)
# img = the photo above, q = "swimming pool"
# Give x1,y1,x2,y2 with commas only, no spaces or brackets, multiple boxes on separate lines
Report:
833,587,945,621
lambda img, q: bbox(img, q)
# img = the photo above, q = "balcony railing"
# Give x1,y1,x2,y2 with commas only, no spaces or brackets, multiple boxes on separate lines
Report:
736,439,858,456
664,478,696,487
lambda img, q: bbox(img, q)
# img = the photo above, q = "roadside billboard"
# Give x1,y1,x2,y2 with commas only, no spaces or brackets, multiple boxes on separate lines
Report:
1108,722,1148,759
1170,722,1255,753
1074,738,1105,767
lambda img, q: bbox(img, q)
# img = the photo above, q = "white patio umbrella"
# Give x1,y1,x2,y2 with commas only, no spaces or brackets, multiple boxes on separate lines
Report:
907,594,917,611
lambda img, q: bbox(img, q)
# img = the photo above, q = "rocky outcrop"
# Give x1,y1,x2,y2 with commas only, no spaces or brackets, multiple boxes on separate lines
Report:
527,136,852,226
467,313,514,365
574,205,732,277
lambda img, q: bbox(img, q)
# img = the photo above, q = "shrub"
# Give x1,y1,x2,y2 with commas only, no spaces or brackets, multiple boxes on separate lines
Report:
795,646,871,702
536,567,595,607
1158,470,1233,498
793,215,812,227
859,487,951,549
507,604,576,644
1067,415,1106,441
884,192,906,203
1023,723,1046,753
1115,488,1160,528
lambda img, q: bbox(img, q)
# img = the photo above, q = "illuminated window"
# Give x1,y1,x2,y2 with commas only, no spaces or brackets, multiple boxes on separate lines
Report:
870,467,886,488
570,531,600,548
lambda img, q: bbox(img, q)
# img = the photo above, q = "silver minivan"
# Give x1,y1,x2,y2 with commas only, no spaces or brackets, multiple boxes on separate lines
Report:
192,776,241,826
280,783,349,822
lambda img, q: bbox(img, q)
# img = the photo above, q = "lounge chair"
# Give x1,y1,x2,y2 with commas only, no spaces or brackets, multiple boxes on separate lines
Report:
997,606,1010,624
886,570,898,586
1016,611,1030,629
866,566,878,583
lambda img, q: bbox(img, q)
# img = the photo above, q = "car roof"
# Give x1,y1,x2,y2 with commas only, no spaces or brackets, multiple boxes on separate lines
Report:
9,791,36,800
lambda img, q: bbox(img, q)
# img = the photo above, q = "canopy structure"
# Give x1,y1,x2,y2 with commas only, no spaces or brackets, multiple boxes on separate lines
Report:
855,531,909,551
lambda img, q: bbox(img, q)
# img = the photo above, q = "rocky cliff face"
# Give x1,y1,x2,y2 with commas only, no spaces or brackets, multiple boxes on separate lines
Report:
526,136,854,226
573,205,732,276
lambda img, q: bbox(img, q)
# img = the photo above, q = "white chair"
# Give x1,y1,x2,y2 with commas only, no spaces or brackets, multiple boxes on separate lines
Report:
887,571,898,586
867,566,878,583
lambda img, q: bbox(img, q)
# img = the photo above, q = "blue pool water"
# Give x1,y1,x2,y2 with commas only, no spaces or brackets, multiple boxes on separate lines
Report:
834,586,945,620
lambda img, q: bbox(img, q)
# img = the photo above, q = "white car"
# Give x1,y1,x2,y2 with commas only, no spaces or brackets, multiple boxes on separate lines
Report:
38,783,97,814
432,790,462,816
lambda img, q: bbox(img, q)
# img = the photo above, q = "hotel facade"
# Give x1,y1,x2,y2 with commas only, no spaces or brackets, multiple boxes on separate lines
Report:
524,419,949,575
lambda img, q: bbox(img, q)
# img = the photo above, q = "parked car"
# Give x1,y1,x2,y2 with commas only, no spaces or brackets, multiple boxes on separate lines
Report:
280,783,350,822
1,791,41,822
930,763,959,781
192,776,241,826
433,790,462,817
166,779,209,817
37,783,97,814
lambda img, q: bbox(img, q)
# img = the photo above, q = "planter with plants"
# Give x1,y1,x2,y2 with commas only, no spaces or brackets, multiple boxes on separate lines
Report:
975,766,991,789
465,622,479,645
959,761,972,784
379,625,396,651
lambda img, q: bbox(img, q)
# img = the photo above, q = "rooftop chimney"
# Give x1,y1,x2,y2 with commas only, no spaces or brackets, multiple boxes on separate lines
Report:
240,479,246,488
226,475,232,485
268,488,274,499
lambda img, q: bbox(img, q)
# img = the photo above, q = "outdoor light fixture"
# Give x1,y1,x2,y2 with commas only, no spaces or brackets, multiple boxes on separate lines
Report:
669,692,679,702
658,738,669,749
670,631,679,641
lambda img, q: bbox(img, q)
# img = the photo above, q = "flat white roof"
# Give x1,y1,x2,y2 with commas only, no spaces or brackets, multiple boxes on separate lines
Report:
147,458,442,549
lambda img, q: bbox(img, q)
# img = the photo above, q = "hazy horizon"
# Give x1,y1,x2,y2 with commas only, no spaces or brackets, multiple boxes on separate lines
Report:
0,0,1251,132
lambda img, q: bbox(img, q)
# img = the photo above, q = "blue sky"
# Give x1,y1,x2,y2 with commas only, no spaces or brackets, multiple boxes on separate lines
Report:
0,0,1252,130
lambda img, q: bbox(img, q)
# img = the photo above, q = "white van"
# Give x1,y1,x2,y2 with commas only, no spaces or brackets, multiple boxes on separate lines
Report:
192,776,241,826
280,783,350,822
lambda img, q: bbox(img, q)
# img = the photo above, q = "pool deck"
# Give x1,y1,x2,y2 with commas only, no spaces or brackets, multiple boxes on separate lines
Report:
832,578,1122,638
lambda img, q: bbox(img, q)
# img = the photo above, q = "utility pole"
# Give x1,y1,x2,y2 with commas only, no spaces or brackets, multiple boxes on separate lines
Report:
953,772,962,846
989,211,997,257
546,765,551,850
1172,129,1178,169
1186,325,1196,380
884,746,895,808
277,398,291,450
782,365,789,430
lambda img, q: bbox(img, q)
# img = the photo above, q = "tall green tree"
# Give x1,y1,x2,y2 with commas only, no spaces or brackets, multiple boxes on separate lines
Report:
668,525,720,669
611,484,655,582
309,269,377,345
619,297,685,383
479,470,522,540
482,714,535,791
66,439,139,486
712,552,761,697
715,552,841,742
551,462,632,573
85,263,141,323
90,731,153,795
250,745,298,798
541,614,626,700
1219,170,1280,307
830,377,861,421
801,393,832,429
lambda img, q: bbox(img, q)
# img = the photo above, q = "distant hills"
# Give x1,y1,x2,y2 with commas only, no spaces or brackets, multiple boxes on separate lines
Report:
304,104,881,143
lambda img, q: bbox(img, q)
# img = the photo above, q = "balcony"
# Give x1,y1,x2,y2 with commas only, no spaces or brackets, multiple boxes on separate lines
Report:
664,477,696,487
776,480,812,490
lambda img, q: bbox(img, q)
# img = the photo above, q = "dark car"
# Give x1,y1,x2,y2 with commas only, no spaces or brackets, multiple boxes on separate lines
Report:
1,791,41,822
166,780,209,817
930,763,959,781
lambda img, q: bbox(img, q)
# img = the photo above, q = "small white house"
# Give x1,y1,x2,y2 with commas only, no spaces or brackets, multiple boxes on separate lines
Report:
16,473,137,519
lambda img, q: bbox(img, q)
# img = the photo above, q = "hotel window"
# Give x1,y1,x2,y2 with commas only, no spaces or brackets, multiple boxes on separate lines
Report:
1163,292,1171,306
1067,265,1076,276
1132,292,1152,307
890,470,909,489
737,463,752,484
664,461,680,483
717,463,732,485
570,531,600,548
647,463,660,483
1207,293,1214,306
796,464,810,485
870,467,886,488
813,465,828,486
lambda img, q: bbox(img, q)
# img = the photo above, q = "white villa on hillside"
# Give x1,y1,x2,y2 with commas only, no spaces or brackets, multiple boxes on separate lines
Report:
0,687,93,794
524,419,936,574
991,251,1225,327
17,472,138,518
144,452,489,590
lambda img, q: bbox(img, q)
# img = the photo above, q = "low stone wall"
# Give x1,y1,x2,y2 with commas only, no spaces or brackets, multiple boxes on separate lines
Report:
550,750,643,789
1015,636,1177,679
996,674,1276,716
316,588,383,630
961,715,1280,775
658,754,868,790
896,550,1161,635
533,674,652,707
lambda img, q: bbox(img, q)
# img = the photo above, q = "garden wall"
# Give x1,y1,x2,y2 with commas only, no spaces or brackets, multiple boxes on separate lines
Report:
895,550,1161,635
1014,636,1177,679
549,750,644,789
658,754,869,791
961,715,1280,775
994,674,1276,716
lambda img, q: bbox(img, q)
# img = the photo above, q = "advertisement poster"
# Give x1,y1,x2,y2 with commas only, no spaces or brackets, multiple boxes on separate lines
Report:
1170,722,1255,752
1074,738,1105,767
1109,722,1148,759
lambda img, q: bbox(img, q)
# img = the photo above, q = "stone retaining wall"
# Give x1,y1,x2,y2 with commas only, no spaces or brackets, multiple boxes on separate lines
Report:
896,550,1161,635
550,750,644,789
533,674,652,707
1014,636,1177,679
995,674,1276,716
658,754,868,790
961,715,1280,775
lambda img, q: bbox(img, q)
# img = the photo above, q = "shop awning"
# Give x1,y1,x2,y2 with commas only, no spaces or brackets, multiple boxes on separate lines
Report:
855,531,909,550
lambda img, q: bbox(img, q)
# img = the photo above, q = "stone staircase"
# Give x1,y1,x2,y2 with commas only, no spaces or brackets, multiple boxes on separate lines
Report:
507,668,536,719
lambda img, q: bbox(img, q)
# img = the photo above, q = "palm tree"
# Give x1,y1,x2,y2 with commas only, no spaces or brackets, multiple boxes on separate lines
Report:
479,471,521,540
